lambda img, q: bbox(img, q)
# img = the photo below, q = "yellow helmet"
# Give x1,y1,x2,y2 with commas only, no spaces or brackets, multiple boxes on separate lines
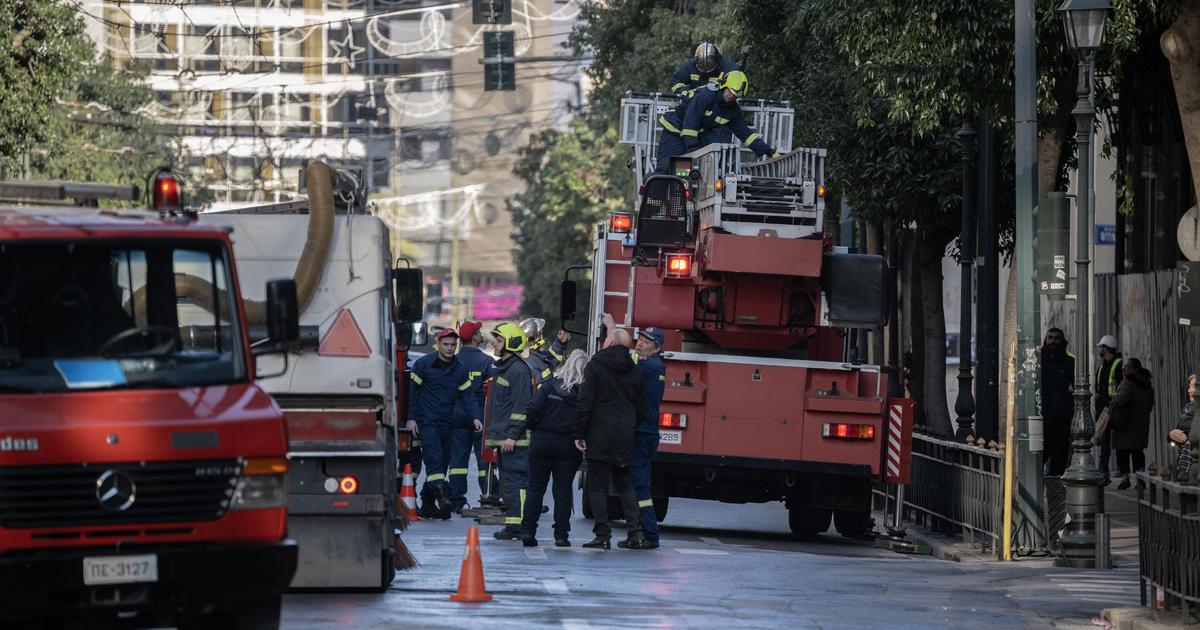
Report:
721,70,749,98
492,322,527,353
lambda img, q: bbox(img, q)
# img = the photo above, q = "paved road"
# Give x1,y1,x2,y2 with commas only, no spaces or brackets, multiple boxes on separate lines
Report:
281,477,1140,629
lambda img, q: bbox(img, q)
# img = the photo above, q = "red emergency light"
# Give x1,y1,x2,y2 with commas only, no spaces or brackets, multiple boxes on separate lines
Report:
152,173,183,212
659,412,687,429
822,423,875,440
610,213,633,233
666,254,692,278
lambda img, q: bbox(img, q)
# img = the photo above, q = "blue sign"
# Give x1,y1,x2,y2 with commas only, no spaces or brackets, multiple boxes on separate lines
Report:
1096,224,1116,245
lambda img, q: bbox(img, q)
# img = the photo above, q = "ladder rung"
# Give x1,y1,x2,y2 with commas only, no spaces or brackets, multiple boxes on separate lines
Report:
606,260,631,266
604,292,629,298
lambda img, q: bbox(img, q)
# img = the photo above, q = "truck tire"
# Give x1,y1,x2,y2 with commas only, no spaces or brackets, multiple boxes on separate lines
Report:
788,506,831,538
654,496,669,522
833,510,872,539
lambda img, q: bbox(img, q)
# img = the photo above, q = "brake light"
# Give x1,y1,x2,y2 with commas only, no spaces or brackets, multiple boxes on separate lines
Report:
659,412,687,429
822,423,875,440
152,172,183,211
666,254,692,278
610,213,633,233
339,476,359,494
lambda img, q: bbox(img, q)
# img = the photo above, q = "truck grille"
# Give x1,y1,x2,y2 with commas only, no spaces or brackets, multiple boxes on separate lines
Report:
0,459,241,529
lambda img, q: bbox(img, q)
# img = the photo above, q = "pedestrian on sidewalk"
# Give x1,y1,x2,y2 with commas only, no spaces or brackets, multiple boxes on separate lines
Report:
1093,335,1124,486
574,328,647,550
1169,375,1195,478
520,350,589,547
1109,357,1154,490
1040,328,1076,477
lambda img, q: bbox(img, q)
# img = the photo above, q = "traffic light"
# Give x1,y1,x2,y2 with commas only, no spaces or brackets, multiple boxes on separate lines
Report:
472,0,511,25
482,31,515,91
1036,192,1070,297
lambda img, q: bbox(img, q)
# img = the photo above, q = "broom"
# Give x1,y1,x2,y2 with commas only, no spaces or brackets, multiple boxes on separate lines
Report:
393,471,419,570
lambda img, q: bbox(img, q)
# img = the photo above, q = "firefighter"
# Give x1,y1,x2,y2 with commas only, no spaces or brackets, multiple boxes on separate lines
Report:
448,321,497,514
521,318,569,385
485,323,536,540
626,325,666,550
655,71,780,174
669,42,740,101
407,329,481,519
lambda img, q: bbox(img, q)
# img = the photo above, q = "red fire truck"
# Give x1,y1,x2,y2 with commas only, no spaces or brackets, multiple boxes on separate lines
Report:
0,177,300,627
562,94,913,537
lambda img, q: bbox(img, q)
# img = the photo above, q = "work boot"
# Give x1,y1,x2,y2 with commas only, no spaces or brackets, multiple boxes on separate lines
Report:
581,537,610,550
554,535,570,548
617,533,646,550
1117,475,1132,490
418,500,438,519
638,538,660,550
434,486,454,519
493,527,523,541
522,535,538,547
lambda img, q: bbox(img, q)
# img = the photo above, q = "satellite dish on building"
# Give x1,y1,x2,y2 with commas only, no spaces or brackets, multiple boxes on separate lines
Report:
1177,206,1200,262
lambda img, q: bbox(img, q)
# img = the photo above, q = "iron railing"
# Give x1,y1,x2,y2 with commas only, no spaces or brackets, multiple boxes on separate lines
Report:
1137,472,1200,620
876,431,1005,556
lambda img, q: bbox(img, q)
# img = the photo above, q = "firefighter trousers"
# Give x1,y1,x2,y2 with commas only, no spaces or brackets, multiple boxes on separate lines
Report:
631,431,660,541
418,420,452,503
445,419,475,508
499,444,530,530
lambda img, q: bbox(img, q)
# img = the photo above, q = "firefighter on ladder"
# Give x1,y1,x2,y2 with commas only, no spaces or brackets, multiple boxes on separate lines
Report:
655,70,780,174
669,42,740,101
448,321,497,515
407,328,482,519
485,323,537,540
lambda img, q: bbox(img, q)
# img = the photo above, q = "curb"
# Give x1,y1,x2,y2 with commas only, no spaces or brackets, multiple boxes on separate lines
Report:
1103,607,1200,629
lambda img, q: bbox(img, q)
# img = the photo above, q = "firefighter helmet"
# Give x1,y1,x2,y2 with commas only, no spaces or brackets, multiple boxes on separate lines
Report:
721,70,748,98
694,42,721,74
492,322,527,353
520,318,546,342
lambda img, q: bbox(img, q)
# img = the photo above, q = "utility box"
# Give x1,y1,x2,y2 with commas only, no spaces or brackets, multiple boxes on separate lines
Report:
1037,193,1070,297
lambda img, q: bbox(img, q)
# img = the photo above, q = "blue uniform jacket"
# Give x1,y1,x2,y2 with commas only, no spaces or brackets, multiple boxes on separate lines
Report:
452,345,495,423
669,57,740,99
660,86,775,157
637,354,666,434
409,353,481,425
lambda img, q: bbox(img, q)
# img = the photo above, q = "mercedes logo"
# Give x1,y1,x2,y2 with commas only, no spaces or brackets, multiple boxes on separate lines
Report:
95,470,136,512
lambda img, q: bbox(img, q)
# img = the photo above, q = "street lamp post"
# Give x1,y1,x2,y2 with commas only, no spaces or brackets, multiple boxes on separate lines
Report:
1057,0,1111,569
955,122,978,441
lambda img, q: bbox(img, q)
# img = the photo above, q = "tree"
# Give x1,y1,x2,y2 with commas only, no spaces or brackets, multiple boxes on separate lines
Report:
510,120,631,328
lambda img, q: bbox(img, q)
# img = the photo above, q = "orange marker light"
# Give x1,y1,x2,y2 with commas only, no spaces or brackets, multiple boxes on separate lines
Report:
339,476,359,494
666,254,692,277
610,213,633,233
817,184,826,198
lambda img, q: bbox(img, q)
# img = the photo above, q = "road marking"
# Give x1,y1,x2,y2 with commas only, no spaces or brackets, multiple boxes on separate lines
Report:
542,578,570,594
675,547,730,556
525,547,547,560
699,537,723,546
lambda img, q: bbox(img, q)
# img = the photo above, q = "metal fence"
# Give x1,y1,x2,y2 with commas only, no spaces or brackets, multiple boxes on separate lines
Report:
876,431,1005,556
1137,472,1200,621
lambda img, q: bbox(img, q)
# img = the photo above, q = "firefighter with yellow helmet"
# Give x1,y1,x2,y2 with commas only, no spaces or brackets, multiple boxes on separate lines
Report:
655,70,780,173
485,322,537,540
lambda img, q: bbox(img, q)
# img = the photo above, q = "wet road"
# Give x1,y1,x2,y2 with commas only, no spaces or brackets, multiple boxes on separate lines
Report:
281,478,1138,629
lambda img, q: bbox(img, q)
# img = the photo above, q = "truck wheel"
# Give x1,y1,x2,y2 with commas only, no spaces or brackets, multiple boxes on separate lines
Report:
788,506,831,538
654,496,669,522
833,510,873,539
231,594,282,630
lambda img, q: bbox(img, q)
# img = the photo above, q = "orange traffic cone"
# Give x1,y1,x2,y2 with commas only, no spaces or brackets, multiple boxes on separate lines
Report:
449,526,492,602
400,463,421,522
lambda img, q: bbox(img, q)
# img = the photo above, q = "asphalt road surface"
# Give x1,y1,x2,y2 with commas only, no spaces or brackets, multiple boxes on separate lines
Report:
280,474,1139,629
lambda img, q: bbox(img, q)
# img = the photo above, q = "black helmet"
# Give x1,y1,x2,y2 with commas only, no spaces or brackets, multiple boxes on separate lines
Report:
694,42,721,74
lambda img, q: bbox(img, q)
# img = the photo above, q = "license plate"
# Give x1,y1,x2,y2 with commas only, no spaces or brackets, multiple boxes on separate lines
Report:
83,554,158,586
659,430,682,445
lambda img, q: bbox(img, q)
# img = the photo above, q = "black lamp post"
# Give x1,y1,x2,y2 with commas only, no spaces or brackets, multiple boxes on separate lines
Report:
955,122,977,441
1057,0,1111,569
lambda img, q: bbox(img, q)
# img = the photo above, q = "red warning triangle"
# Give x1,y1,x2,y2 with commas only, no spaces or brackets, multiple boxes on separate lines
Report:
319,308,372,357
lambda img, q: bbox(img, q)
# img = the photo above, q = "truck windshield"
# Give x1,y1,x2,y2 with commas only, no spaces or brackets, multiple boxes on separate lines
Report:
0,240,246,392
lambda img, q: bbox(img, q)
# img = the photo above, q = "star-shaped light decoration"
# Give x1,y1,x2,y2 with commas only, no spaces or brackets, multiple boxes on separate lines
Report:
329,27,366,70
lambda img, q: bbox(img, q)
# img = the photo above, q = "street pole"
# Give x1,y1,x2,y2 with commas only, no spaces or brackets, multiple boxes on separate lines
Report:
887,219,904,399
956,122,978,441
977,112,1001,442
1015,0,1048,553
1059,52,1104,569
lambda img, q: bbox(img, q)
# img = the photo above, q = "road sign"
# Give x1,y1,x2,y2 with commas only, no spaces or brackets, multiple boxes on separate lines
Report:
1095,224,1115,245
1177,206,1200,262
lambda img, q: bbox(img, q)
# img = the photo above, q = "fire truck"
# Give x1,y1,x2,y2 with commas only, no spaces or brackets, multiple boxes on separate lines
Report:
0,175,300,627
202,162,425,589
561,93,913,537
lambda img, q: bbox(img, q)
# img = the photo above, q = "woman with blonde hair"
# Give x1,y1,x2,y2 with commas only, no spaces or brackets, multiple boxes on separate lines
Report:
520,349,588,546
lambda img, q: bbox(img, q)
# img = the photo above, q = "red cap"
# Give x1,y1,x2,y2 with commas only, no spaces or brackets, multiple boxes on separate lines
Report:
458,321,483,339
435,328,460,340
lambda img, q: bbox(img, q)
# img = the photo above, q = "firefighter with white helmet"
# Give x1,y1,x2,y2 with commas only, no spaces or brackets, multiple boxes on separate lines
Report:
521,317,568,385
485,323,537,540
669,42,740,101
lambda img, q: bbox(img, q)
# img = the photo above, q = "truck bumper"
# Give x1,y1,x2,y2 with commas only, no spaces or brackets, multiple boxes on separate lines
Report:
655,452,874,508
0,539,297,618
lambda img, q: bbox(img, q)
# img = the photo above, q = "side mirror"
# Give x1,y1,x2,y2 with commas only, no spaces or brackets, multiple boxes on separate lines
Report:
396,321,429,348
411,322,429,347
560,280,577,322
255,278,299,356
393,268,424,323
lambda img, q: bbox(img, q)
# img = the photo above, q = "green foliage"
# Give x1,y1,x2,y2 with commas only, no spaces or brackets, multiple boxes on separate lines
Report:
510,120,631,322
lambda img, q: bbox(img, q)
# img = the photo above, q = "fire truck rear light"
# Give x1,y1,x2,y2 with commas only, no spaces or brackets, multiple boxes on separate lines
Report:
152,173,183,211
610,213,633,233
666,254,692,278
339,476,359,494
817,184,826,198
715,178,724,192
659,412,687,428
822,423,875,440
243,457,288,475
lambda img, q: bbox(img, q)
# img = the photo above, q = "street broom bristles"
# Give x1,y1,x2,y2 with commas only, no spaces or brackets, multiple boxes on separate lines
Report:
394,532,418,570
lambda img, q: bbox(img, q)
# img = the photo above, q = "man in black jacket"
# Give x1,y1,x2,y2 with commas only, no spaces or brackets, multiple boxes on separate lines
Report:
1040,327,1076,477
573,329,648,550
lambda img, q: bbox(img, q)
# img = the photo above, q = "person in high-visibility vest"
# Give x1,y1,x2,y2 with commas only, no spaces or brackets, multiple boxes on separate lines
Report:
1093,335,1123,486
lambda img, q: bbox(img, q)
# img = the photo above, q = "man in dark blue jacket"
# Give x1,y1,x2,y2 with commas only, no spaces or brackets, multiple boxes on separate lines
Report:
668,42,739,101
655,71,779,174
628,324,666,549
408,329,481,519
448,321,496,514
